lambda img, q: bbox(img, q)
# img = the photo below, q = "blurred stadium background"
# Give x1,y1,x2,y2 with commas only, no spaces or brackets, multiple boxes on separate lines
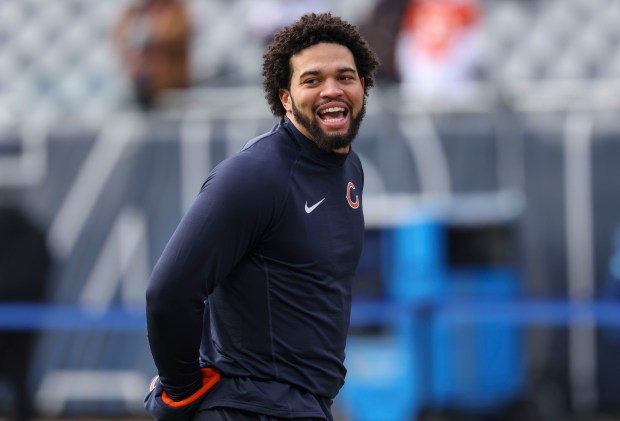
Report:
2,0,620,420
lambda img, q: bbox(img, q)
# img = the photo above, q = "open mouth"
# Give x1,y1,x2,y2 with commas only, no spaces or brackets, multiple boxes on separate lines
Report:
317,105,349,125
317,103,350,131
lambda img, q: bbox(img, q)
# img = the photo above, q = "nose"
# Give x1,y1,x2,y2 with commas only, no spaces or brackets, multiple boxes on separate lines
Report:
320,78,344,98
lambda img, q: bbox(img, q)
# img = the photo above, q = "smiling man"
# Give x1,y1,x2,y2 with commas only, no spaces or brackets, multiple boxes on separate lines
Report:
145,13,379,421
280,42,365,153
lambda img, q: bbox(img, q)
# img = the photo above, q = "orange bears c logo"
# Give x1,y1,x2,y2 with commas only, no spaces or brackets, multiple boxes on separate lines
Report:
346,182,359,209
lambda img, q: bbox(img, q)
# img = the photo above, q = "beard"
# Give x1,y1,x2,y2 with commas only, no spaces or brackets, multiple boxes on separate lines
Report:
291,98,366,152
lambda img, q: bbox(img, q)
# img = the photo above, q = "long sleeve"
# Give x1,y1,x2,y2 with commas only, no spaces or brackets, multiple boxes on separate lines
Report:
145,119,365,420
145,154,275,400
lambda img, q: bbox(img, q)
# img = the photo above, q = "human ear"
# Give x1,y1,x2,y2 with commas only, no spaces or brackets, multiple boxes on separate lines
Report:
279,89,292,113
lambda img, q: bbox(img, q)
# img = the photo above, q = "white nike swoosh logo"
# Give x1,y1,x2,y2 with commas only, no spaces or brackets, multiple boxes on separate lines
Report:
305,198,325,214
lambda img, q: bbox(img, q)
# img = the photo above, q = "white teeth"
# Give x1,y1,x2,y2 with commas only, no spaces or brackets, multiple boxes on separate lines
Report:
320,107,345,114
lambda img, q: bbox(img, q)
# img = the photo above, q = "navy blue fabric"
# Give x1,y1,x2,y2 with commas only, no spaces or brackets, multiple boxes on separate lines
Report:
146,118,365,420
194,406,323,420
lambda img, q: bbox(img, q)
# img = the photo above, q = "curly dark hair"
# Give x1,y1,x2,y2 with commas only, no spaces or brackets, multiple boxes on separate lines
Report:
262,12,380,117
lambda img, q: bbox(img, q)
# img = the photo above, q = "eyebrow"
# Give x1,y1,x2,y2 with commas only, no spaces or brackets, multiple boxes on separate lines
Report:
298,67,357,80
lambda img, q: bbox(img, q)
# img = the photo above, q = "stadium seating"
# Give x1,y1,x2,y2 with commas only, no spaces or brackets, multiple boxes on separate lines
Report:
0,0,619,127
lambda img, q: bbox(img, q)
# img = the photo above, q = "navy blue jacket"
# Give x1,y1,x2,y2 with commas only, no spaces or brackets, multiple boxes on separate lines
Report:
145,117,365,420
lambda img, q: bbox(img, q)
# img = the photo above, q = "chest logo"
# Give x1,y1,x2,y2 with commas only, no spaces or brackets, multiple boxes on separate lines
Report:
305,198,325,214
346,182,360,209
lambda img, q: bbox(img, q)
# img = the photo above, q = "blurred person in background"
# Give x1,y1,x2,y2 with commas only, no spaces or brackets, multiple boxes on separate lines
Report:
358,0,411,83
144,12,379,421
0,205,51,421
112,0,192,110
395,0,483,101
